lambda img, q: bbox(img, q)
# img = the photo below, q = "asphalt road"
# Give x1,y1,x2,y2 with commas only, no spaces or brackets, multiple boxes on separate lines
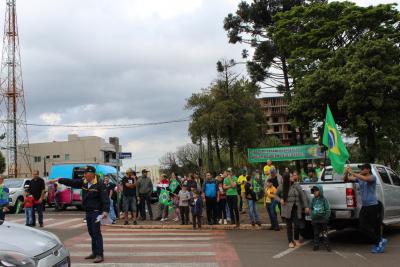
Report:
5,209,400,267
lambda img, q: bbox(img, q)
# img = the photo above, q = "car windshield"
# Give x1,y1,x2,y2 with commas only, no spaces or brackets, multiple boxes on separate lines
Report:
4,179,24,188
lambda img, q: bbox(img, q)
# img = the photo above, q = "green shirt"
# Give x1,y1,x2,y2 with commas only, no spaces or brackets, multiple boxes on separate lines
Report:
224,176,238,196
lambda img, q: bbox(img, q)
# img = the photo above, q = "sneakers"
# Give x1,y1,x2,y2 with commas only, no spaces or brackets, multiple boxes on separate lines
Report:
218,219,222,224
160,218,165,222
289,242,295,248
173,217,179,222
133,220,138,225
223,219,227,225
124,221,129,225
93,256,104,263
371,245,384,253
379,238,388,250
84,254,96,260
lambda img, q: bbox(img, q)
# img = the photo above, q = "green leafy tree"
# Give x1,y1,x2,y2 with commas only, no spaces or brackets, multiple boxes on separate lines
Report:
270,1,400,162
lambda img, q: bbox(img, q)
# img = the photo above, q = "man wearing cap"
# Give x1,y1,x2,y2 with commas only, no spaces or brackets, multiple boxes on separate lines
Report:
51,166,109,263
121,168,138,225
346,164,388,253
136,169,154,221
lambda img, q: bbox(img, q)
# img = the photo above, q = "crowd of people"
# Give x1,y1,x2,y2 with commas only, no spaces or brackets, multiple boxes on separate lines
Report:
0,160,389,262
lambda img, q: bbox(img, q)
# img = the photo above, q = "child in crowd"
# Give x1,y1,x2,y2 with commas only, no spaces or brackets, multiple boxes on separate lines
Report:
178,182,191,225
265,178,279,231
311,185,331,252
217,180,227,225
23,186,34,227
191,191,203,229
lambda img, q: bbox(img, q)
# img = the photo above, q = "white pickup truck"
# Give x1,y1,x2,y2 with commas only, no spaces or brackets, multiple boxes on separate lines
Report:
299,163,400,238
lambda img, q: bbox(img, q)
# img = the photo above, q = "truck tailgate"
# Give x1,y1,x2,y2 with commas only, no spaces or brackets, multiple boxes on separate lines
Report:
300,182,353,211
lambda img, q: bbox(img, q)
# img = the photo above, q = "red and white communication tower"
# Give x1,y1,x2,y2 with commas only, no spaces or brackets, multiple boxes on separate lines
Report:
0,0,31,177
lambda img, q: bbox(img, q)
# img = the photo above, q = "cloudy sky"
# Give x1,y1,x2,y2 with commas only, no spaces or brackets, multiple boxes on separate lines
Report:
0,0,395,169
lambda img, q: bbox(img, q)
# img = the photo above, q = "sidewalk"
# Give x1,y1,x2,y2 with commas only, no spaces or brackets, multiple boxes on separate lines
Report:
111,203,283,230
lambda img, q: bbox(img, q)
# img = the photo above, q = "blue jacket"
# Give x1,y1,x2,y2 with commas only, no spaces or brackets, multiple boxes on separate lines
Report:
191,197,203,216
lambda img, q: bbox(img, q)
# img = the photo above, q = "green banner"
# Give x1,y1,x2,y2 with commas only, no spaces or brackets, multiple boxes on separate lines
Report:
248,145,324,163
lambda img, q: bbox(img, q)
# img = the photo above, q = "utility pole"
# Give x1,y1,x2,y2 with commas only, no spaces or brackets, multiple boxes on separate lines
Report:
0,0,31,178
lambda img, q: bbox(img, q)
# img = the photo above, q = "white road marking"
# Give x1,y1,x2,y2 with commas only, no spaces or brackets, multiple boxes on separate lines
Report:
354,253,367,260
96,237,212,241
44,218,81,228
272,240,312,259
102,232,212,236
333,250,347,259
72,263,218,267
71,252,215,257
69,223,86,229
74,243,211,248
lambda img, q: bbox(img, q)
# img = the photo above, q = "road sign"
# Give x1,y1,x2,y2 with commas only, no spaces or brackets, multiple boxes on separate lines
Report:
118,152,132,159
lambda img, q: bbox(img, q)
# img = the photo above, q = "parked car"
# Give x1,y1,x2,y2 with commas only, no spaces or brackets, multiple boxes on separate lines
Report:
0,219,70,266
47,163,118,211
299,163,400,238
4,178,31,213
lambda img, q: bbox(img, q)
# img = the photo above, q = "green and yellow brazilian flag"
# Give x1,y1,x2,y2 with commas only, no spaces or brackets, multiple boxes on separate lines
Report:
322,105,349,174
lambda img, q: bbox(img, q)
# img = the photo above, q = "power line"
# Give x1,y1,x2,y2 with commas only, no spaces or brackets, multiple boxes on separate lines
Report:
1,118,191,130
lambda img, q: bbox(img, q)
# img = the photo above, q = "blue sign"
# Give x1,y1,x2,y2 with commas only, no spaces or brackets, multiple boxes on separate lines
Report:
118,152,132,159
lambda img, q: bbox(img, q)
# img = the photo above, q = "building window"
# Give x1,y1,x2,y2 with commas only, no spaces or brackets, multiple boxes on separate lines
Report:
34,156,41,163
274,126,280,132
64,154,70,160
46,155,50,159
273,117,279,123
53,155,60,159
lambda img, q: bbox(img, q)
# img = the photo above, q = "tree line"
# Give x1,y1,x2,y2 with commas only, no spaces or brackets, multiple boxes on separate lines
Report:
160,0,400,174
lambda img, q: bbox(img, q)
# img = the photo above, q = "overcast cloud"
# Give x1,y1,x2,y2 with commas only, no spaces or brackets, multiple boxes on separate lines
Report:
0,0,395,169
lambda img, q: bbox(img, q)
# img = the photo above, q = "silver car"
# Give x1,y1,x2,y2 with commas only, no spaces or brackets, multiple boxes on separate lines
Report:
0,220,70,267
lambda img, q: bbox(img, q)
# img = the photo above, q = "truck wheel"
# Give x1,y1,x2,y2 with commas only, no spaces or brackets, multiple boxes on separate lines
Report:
300,221,314,239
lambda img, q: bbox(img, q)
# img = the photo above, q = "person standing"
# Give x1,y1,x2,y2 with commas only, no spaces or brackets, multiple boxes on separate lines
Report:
158,174,170,222
0,175,9,221
202,172,218,225
103,176,116,224
136,169,153,221
265,178,279,231
275,171,309,248
245,175,261,226
51,166,109,263
23,187,34,227
346,164,388,253
237,169,247,213
310,185,331,251
223,169,240,227
29,170,46,227
263,160,275,178
191,191,203,229
216,175,227,225
178,182,190,225
121,169,138,225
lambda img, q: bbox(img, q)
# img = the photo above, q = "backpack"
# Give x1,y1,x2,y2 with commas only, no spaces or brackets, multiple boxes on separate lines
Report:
204,181,217,198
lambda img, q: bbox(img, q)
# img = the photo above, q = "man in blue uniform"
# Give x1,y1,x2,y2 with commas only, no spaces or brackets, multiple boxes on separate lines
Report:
51,166,109,263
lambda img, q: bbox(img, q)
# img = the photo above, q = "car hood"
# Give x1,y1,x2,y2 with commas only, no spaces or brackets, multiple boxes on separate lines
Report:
0,222,59,257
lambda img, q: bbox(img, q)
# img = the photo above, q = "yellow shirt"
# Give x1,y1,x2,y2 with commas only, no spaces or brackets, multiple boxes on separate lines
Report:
263,164,275,176
237,175,247,192
264,186,277,204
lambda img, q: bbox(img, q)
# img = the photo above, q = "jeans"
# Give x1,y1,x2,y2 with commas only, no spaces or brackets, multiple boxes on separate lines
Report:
359,204,381,245
286,206,300,243
267,200,279,230
247,199,260,223
109,199,116,221
86,211,104,257
312,221,329,247
32,203,43,226
217,199,227,220
226,195,240,225
180,206,189,224
25,207,33,225
205,197,217,224
159,203,169,219
122,195,137,213
139,194,153,220
0,206,5,221
193,214,201,228
226,201,231,221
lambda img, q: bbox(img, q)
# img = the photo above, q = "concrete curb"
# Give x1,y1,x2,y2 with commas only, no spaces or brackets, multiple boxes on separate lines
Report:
105,223,287,230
